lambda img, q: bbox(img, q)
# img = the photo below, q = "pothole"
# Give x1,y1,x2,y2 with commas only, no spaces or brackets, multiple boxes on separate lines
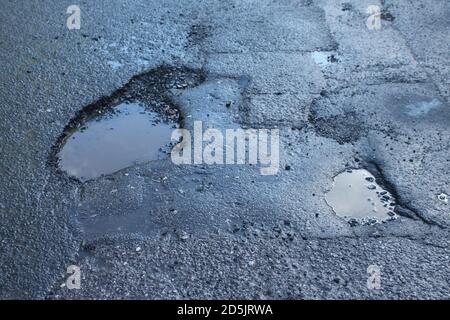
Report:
57,102,176,182
325,169,397,225
310,51,338,67
52,65,206,182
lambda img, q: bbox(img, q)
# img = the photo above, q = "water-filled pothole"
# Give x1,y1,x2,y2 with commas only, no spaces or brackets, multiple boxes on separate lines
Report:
310,51,338,67
52,65,206,182
325,169,397,225
57,102,176,181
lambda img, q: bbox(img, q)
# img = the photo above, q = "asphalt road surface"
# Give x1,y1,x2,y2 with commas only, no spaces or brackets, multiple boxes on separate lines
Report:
0,0,449,299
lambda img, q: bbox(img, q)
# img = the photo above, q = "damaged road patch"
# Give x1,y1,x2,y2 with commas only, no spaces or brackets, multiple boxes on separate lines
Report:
309,111,367,144
325,168,397,225
51,65,206,182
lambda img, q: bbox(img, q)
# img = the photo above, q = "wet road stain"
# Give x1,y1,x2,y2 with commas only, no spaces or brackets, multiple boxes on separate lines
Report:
57,102,176,181
326,169,397,225
404,98,444,117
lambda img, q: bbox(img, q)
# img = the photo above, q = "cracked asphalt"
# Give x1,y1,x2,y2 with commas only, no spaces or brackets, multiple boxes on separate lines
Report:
0,0,449,299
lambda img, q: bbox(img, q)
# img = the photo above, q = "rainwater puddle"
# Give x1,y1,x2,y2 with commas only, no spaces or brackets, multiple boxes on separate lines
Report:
311,51,338,67
325,169,397,225
404,98,443,117
57,102,176,182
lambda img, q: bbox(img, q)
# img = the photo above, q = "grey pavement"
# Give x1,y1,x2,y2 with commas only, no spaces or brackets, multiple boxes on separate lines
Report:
0,0,449,299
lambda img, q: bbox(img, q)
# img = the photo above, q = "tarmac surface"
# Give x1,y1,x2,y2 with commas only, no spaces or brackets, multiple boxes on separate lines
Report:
0,0,449,299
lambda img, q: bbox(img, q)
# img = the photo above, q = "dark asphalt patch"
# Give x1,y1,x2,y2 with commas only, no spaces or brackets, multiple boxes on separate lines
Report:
308,111,366,144
186,24,213,47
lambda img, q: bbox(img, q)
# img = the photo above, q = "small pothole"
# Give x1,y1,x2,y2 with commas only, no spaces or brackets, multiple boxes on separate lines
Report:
310,51,338,67
57,102,176,182
325,169,397,225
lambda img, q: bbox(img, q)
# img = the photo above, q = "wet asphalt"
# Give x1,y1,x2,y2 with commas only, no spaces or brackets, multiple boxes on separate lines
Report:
0,0,449,299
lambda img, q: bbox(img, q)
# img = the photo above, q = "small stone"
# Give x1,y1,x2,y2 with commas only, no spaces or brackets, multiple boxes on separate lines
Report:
342,3,353,11
437,193,448,204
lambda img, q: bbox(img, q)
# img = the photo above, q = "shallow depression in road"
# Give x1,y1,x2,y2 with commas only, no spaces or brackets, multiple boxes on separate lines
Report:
325,169,397,225
57,102,176,181
310,51,338,67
